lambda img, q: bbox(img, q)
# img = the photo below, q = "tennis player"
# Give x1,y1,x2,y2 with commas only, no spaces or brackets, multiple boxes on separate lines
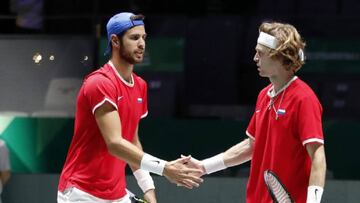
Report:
186,22,326,203
57,12,202,203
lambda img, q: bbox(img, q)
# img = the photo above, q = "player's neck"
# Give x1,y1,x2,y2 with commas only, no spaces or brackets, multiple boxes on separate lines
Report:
110,57,134,83
270,73,295,93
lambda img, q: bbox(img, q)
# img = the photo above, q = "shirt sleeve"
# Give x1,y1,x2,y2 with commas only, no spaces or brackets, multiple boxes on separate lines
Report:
246,112,256,140
140,81,148,119
297,95,324,145
83,75,118,114
246,89,265,140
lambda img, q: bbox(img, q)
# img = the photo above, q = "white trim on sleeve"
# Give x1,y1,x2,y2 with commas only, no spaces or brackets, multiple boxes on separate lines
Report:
246,130,255,140
92,97,118,114
302,138,324,146
140,111,148,119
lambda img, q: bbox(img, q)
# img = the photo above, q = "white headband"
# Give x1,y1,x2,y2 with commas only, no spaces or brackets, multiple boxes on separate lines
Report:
257,31,305,62
257,32,279,49
298,49,305,61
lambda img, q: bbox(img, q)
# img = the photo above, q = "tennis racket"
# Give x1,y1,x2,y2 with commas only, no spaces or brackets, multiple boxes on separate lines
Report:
126,189,148,203
264,170,294,203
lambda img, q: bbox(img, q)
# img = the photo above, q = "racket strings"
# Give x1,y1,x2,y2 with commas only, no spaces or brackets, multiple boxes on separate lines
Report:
265,172,293,203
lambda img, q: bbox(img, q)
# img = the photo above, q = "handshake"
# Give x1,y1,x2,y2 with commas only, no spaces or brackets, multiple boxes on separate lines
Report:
162,153,226,189
162,155,205,189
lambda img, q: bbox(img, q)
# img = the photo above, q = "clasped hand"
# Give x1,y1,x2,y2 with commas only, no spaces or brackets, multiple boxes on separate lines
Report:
163,156,204,189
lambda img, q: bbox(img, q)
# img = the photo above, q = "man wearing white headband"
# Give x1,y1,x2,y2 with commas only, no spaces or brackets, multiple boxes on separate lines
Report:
186,22,326,203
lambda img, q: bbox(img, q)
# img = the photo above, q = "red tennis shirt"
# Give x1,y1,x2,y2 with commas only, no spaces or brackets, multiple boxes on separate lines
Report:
58,61,148,200
246,76,324,203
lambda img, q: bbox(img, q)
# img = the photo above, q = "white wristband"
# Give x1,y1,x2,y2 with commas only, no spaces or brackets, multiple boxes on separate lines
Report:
307,185,323,203
133,169,155,193
140,153,167,176
202,153,227,174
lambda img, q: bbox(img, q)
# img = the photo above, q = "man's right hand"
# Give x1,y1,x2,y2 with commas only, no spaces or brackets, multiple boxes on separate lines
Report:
182,155,206,177
163,156,204,189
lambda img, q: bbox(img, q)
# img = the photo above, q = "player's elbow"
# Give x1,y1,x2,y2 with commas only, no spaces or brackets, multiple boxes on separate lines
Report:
105,138,125,157
243,138,254,159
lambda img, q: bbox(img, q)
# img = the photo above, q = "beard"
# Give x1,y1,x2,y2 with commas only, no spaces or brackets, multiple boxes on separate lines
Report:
119,48,144,64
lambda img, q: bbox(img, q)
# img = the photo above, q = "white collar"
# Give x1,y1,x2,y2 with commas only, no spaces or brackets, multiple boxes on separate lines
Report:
267,76,298,98
108,60,134,87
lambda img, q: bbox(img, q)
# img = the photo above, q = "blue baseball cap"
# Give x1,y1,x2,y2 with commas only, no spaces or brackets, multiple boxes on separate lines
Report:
104,12,145,55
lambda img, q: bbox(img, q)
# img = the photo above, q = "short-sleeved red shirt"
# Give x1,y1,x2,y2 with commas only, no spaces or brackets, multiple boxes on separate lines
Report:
58,61,148,200
246,76,324,203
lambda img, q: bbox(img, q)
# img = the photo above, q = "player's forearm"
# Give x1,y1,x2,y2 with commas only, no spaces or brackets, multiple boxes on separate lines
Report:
199,138,253,175
129,133,156,196
308,146,326,187
223,138,253,167
107,137,145,168
129,133,143,172
95,108,151,171
306,144,326,203
108,138,167,176
144,189,157,203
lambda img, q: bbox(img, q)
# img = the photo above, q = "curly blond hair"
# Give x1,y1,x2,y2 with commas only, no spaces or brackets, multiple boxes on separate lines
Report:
259,22,306,71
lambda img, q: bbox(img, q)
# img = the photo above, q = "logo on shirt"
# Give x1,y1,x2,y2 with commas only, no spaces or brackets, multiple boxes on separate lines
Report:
137,98,143,103
276,109,286,116
118,96,123,101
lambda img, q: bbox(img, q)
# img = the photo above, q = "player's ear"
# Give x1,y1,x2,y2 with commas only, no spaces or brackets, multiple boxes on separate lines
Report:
111,35,120,47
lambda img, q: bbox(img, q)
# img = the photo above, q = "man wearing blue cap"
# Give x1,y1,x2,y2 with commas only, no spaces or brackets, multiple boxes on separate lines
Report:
57,12,203,203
